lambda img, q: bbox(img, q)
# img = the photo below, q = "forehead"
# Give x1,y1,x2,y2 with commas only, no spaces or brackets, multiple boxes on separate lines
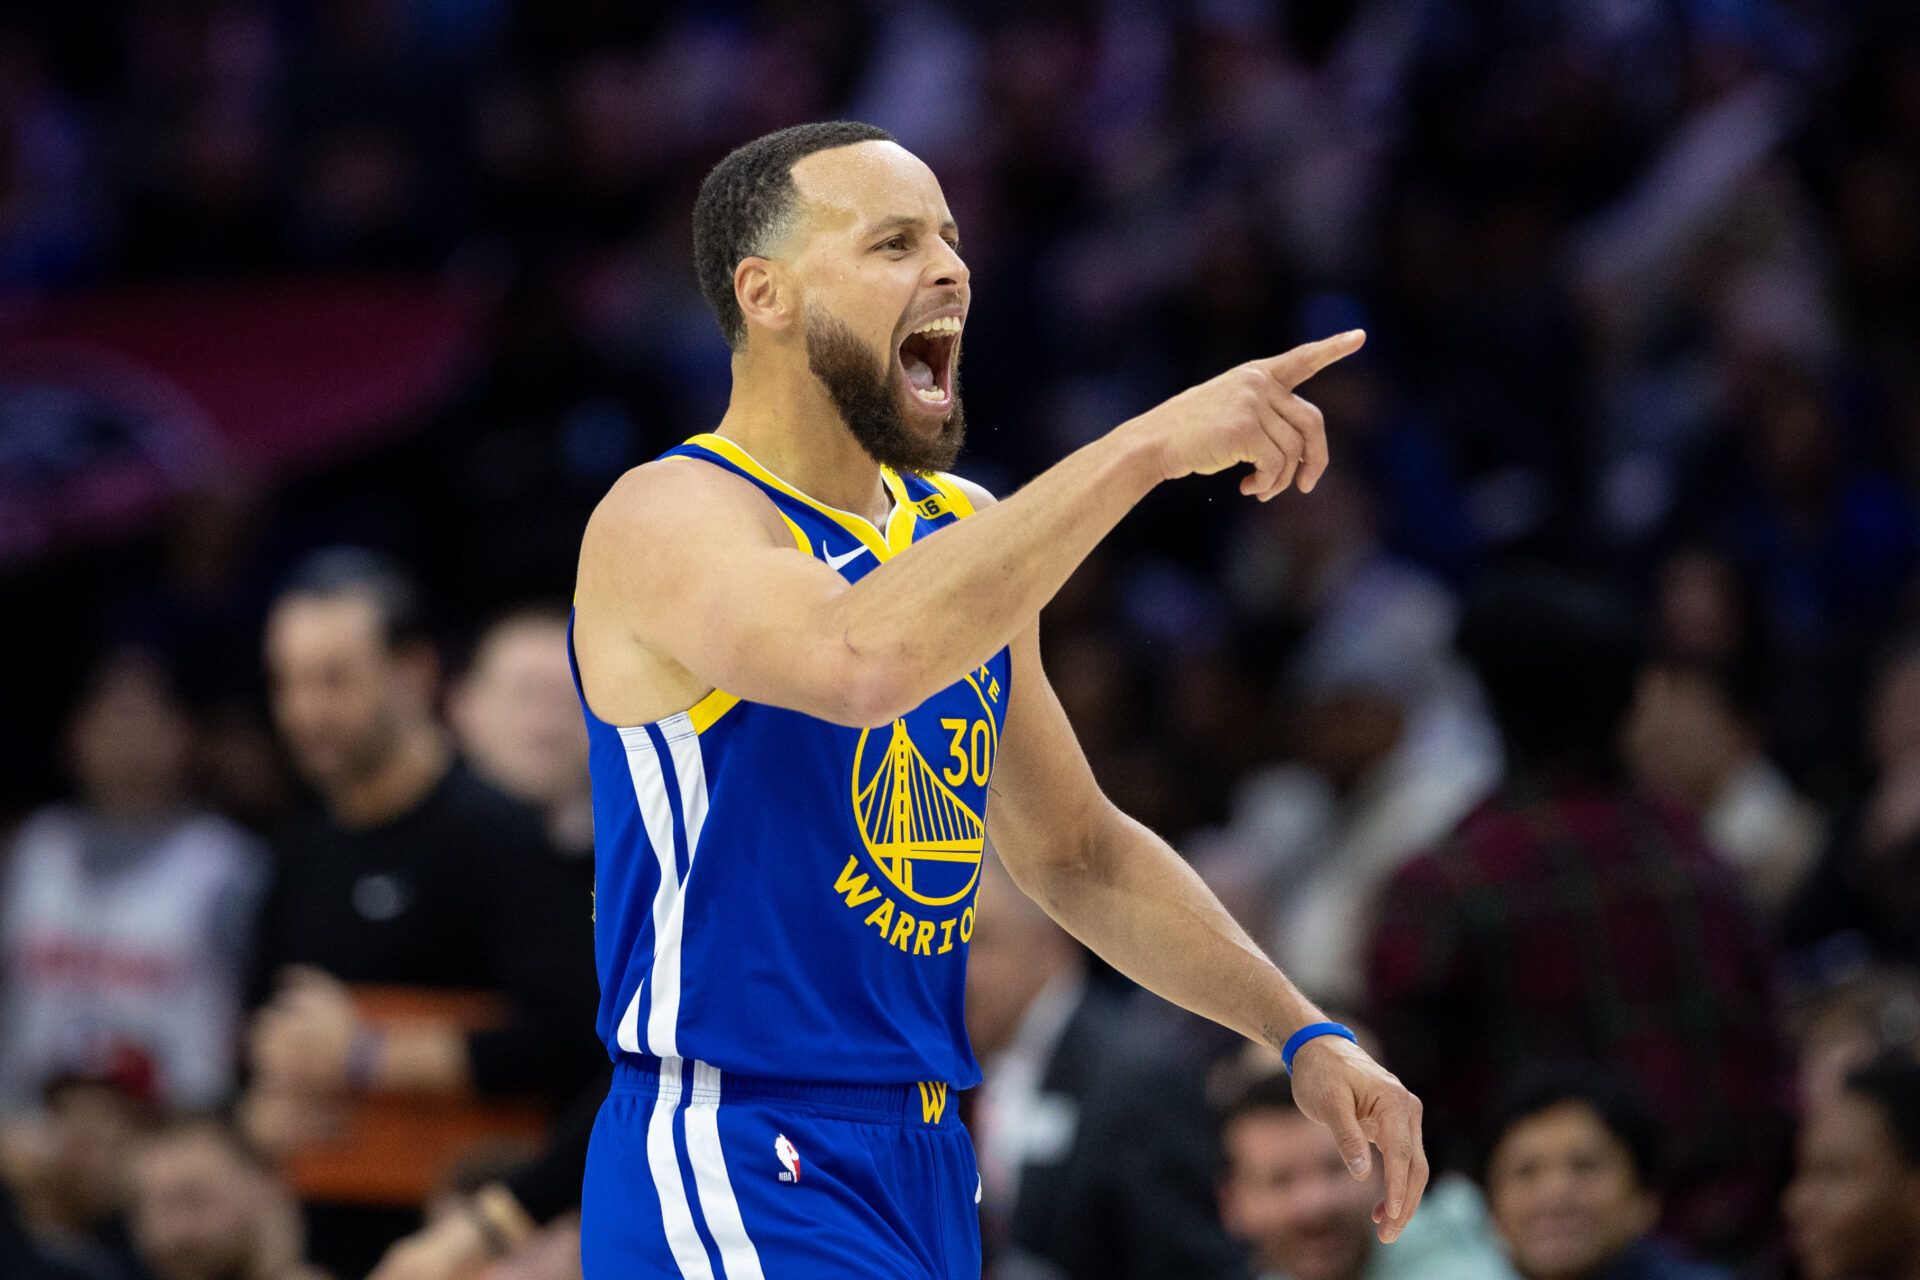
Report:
268,593,383,654
1494,1102,1617,1162
788,141,952,243
1227,1109,1332,1164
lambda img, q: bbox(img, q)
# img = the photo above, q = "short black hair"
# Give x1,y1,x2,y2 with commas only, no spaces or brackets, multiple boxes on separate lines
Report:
1482,1065,1664,1191
1219,1068,1300,1130
273,546,432,652
1459,568,1643,776
1842,1054,1920,1170
692,120,896,349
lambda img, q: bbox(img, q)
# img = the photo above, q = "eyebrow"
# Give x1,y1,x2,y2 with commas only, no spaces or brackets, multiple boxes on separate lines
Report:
864,214,960,240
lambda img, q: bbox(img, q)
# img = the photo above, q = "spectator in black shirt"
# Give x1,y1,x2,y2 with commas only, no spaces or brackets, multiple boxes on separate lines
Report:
242,549,598,1279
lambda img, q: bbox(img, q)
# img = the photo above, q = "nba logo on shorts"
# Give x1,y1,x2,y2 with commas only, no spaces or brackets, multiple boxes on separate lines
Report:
775,1134,802,1183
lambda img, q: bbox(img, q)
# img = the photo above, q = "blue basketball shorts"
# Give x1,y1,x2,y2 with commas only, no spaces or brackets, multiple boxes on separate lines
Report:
581,1056,983,1279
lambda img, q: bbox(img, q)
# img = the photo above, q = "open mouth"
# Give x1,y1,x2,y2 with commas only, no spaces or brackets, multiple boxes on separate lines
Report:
897,315,960,411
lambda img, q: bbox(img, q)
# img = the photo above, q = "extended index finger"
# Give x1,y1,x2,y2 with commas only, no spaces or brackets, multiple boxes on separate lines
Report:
1257,328,1366,392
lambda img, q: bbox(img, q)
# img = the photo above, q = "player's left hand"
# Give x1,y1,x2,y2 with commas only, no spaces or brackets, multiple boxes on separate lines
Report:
251,965,363,1093
1287,1034,1429,1243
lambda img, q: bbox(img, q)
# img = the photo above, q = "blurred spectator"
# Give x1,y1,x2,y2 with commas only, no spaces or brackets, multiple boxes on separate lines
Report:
369,1075,606,1280
1624,656,1824,914
1,1075,152,1280
1784,1054,1920,1280
1483,1068,1729,1280
449,607,593,860
127,1113,324,1280
244,548,598,1278
1,1177,112,1280
0,649,268,1112
1788,641,1920,971
402,1138,581,1280
1204,471,1500,1004
1791,970,1920,1110
967,854,1241,1280
1365,570,1790,1261
1218,1068,1516,1280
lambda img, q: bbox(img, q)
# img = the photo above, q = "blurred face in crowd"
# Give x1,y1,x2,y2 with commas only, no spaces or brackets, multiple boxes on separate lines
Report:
452,615,587,808
1624,665,1748,808
1785,1091,1920,1279
264,591,435,793
23,1081,149,1232
1219,1105,1377,1280
773,140,969,472
1487,1102,1656,1280
130,1126,276,1280
67,656,192,819
1655,551,1746,668
964,860,1077,1057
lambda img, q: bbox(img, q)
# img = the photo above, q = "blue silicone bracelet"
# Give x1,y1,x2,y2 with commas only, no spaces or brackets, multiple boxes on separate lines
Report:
1281,1021,1358,1074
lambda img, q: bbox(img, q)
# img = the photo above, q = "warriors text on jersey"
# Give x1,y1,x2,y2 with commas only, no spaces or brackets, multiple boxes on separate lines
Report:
570,433,1011,1090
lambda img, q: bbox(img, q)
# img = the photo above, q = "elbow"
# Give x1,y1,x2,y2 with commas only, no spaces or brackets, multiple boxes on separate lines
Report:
822,653,923,729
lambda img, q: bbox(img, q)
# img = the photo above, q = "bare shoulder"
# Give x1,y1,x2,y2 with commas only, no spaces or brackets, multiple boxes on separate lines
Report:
938,471,998,513
584,455,790,556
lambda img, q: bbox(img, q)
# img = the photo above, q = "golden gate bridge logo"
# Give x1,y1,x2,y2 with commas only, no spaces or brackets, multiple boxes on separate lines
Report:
849,679,994,908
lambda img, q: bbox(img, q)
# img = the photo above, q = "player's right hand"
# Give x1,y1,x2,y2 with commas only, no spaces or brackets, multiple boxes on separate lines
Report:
1120,329,1364,499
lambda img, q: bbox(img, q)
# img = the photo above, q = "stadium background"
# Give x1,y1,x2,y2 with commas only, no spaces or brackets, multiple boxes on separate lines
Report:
3,1,1920,1278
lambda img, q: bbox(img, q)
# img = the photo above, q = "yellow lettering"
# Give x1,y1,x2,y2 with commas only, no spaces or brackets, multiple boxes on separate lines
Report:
834,856,883,909
970,719,992,785
937,918,958,954
890,911,917,950
913,920,936,955
960,905,975,942
864,899,894,937
988,676,1000,702
918,1081,948,1124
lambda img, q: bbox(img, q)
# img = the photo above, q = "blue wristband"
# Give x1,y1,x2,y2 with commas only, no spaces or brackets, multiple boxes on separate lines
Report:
1281,1021,1358,1074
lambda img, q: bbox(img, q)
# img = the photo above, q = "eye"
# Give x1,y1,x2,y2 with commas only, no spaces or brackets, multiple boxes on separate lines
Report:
876,234,908,252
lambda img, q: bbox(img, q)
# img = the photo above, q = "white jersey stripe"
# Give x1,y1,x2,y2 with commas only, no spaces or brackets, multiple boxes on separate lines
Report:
685,1061,767,1280
645,718,705,1058
664,718,710,857
617,727,684,1057
646,1057,717,1279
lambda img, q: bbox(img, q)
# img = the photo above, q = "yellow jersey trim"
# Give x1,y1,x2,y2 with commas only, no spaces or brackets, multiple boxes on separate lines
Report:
686,688,741,733
685,433,911,560
925,472,977,518
777,513,812,556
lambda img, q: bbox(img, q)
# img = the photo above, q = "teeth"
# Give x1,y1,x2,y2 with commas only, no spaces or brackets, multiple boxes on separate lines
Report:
914,385,950,404
911,317,962,337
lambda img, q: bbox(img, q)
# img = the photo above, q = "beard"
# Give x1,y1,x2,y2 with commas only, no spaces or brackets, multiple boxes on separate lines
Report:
805,305,965,474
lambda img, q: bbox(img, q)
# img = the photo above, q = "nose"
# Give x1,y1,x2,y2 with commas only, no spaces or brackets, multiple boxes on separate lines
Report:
927,239,969,291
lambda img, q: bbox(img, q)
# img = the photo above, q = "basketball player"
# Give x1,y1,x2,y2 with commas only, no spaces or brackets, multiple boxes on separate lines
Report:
570,121,1428,1279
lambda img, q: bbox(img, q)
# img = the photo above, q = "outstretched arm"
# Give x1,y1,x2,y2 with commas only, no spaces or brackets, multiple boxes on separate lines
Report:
983,611,1430,1243
575,332,1361,729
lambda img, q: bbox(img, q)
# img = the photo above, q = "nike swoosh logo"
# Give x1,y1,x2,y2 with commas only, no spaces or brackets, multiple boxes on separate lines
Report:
824,543,870,571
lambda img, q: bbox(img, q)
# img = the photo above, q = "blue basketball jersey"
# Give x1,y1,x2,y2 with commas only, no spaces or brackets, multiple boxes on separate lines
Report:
570,432,1011,1090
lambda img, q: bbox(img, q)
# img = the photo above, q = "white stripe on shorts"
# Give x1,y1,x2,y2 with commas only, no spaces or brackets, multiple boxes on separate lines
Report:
684,1060,767,1280
646,1056,716,1279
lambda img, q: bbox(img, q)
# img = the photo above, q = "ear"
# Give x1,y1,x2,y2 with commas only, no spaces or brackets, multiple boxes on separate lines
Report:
735,256,796,340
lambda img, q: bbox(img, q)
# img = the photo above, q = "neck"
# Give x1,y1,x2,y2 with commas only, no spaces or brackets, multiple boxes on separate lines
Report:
717,352,890,523
327,725,450,828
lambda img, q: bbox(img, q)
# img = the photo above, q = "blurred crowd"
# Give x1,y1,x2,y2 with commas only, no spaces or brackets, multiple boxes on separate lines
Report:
6,0,1920,1278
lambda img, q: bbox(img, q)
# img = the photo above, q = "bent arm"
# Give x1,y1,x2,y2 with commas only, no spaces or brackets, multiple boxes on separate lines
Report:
574,332,1360,728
